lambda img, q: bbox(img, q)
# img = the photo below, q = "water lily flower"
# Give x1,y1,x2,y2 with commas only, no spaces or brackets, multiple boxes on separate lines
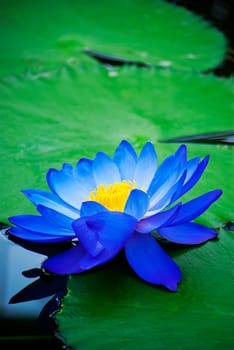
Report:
8,140,222,291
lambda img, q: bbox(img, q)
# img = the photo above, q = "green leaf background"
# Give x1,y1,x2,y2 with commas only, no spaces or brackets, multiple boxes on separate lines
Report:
0,0,227,76
59,228,234,350
1,63,233,225
0,0,233,349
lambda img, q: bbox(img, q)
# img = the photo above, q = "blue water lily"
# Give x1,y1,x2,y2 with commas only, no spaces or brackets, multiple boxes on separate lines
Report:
8,141,222,291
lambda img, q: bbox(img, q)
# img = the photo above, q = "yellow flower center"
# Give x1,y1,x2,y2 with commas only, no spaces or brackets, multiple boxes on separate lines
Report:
87,180,138,211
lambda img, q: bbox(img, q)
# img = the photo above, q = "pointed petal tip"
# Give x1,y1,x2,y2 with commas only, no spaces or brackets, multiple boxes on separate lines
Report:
216,189,223,198
164,269,182,292
42,261,61,275
119,139,129,146
21,188,32,197
205,188,223,206
8,216,13,224
209,228,219,239
165,281,179,292
176,143,187,156
206,188,223,204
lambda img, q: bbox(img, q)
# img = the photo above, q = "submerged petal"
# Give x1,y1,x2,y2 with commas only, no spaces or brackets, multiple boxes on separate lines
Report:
125,234,181,291
158,222,218,244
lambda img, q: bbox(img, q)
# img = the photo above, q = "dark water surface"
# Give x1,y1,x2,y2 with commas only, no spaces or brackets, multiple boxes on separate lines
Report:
0,225,69,349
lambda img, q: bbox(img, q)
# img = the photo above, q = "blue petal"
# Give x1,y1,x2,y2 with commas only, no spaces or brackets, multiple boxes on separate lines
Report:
147,145,186,198
136,203,181,233
74,158,96,191
8,226,74,243
175,143,187,162
149,170,187,213
134,142,157,189
172,155,209,202
125,234,181,291
80,201,107,217
22,189,79,219
170,189,222,225
37,204,74,229
8,215,74,237
92,152,121,186
43,241,122,274
47,163,92,209
182,156,200,183
78,246,121,271
72,211,137,256
124,189,149,219
43,244,87,273
158,222,218,244
113,140,137,180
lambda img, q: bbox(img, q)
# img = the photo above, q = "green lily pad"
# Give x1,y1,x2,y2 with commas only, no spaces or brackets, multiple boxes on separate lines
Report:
0,0,227,77
56,228,233,350
0,62,233,227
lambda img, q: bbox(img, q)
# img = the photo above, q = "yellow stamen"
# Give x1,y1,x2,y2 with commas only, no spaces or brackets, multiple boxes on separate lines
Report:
86,180,138,211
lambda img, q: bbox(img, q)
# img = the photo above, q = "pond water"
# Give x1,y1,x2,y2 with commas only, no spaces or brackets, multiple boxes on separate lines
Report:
0,225,69,349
